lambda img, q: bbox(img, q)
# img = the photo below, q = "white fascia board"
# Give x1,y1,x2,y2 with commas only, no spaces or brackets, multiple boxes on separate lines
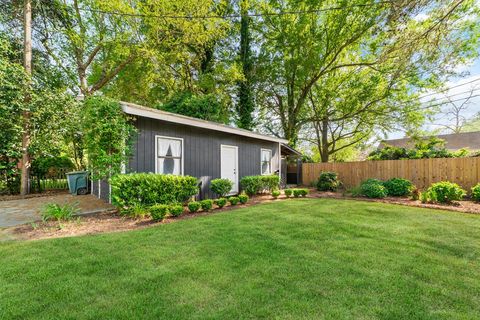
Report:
121,102,289,144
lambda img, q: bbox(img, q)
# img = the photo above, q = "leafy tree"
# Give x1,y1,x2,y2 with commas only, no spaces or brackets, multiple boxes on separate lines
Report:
236,0,255,130
158,91,229,124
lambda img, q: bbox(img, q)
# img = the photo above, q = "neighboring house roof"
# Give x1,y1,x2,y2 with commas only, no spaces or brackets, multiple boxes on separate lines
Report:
378,131,480,151
121,101,289,144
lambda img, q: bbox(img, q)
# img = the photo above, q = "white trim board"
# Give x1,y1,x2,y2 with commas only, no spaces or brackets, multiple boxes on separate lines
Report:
121,102,288,144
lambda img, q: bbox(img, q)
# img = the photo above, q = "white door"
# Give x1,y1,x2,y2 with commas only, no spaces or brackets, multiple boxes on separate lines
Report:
221,145,238,194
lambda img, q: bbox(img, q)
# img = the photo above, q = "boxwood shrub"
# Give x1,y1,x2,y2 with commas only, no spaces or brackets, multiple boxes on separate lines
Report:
383,178,414,197
240,175,280,195
214,198,227,208
238,194,249,204
169,204,184,217
360,179,387,198
150,204,168,221
284,189,293,197
426,181,466,204
472,183,480,202
316,172,341,192
210,178,233,197
110,173,198,209
228,196,240,205
187,201,201,213
200,199,214,211
272,190,280,199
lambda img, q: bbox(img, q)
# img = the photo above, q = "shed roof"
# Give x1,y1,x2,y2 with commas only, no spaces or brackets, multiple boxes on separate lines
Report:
121,101,289,144
379,131,480,151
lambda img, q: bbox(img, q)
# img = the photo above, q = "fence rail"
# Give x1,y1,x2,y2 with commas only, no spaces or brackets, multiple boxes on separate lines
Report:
302,158,480,190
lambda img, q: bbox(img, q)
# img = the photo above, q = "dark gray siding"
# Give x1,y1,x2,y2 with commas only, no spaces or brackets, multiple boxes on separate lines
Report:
128,116,280,199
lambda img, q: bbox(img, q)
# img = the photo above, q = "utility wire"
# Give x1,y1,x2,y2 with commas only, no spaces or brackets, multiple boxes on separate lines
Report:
420,93,480,109
75,2,391,20
417,77,480,99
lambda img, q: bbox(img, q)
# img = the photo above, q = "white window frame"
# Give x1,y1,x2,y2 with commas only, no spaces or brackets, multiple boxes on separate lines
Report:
155,135,184,175
261,148,273,175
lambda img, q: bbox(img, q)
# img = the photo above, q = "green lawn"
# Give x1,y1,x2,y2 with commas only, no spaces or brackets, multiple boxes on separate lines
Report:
1,199,480,319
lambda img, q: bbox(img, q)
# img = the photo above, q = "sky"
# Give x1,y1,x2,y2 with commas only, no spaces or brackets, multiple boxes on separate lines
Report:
387,57,480,139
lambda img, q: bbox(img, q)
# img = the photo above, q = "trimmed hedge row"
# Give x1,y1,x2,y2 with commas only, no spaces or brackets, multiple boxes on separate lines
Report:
110,173,198,209
240,175,279,195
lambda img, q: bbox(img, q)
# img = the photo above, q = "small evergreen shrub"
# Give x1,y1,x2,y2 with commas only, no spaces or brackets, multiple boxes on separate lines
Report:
239,194,249,204
215,198,227,208
298,189,309,197
228,196,240,205
293,189,301,198
41,202,78,222
187,201,201,213
426,181,466,204
284,189,293,197
383,178,414,197
110,173,198,209
272,190,280,199
200,199,214,211
472,183,480,202
169,204,184,217
240,175,280,195
360,179,387,198
316,172,341,191
210,178,233,197
150,204,168,221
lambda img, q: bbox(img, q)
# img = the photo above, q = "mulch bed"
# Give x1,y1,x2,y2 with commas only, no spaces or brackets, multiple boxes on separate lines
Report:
5,191,480,241
0,190,69,202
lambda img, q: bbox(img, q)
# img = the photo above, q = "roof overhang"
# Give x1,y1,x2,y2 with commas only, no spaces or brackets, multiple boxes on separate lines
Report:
281,143,302,156
121,101,288,144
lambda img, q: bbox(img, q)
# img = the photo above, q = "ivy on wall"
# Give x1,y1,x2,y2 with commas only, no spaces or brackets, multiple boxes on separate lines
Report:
82,97,136,180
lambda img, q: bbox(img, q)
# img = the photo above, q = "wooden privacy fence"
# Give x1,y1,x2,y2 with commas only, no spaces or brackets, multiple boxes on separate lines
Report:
302,158,480,190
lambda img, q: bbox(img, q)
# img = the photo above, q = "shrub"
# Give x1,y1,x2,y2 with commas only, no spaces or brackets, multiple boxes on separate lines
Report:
228,196,240,205
426,181,466,204
239,194,249,204
360,179,387,198
284,189,293,197
200,199,214,211
298,189,309,197
240,175,280,195
168,204,184,217
420,191,429,203
272,190,280,199
188,201,201,213
110,173,198,209
411,188,420,201
123,204,149,218
210,178,233,197
316,172,341,192
150,204,168,221
472,183,480,202
41,202,78,222
215,198,227,208
383,178,414,197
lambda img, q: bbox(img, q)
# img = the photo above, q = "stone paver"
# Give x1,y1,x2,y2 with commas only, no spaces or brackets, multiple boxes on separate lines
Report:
0,194,114,228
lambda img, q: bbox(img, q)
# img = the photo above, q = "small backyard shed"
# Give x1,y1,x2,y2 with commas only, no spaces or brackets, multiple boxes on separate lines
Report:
93,102,301,201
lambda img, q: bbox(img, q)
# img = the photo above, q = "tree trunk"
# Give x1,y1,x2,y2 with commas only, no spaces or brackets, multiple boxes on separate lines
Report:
320,119,329,163
20,0,32,196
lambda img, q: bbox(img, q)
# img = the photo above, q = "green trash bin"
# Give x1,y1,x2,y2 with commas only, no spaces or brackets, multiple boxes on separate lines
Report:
66,171,89,195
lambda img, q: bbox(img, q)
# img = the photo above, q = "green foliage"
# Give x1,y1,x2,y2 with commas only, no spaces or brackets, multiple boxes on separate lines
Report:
346,186,362,197
411,188,420,201
292,188,308,198
188,201,201,213
240,175,279,195
159,91,228,124
168,204,184,217
426,181,466,204
31,156,74,176
368,138,470,160
121,204,149,218
360,179,387,198
238,194,249,204
82,97,136,180
200,199,214,211
420,191,429,204
149,204,168,221
471,184,480,202
272,190,280,198
284,189,293,197
316,172,341,192
228,196,240,206
110,173,198,209
210,178,233,197
41,202,79,222
383,178,414,197
214,198,227,208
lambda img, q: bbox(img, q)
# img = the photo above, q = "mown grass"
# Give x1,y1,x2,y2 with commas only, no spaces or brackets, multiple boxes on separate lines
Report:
1,199,479,319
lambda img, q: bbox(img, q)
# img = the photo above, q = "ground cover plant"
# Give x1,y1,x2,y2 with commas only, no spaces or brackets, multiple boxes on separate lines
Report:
1,199,480,319
41,202,79,222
